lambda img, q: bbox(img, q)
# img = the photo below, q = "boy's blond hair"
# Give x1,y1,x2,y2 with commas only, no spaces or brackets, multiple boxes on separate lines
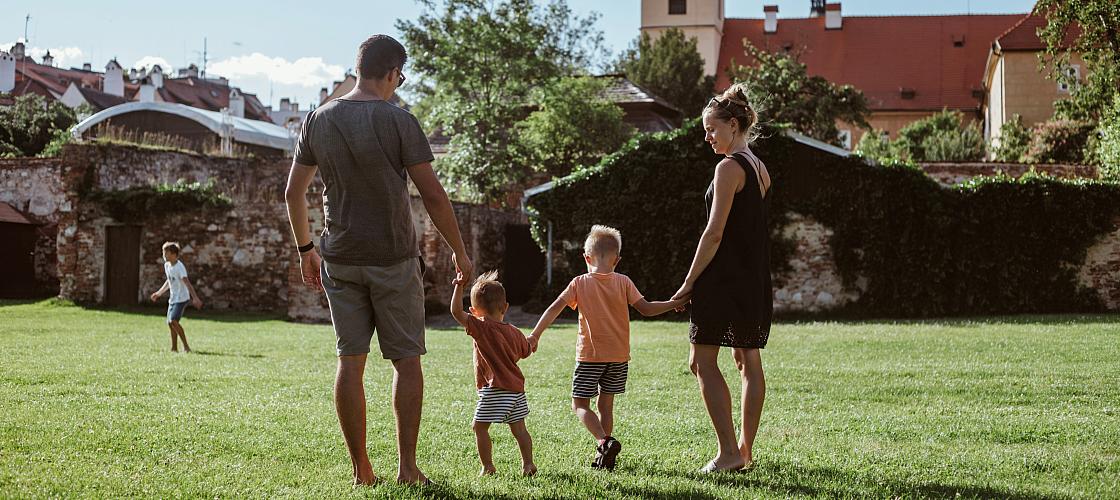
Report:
583,225,622,259
162,241,181,255
471,270,506,313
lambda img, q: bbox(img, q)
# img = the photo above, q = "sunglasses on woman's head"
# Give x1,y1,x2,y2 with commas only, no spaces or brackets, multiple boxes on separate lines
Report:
708,97,731,110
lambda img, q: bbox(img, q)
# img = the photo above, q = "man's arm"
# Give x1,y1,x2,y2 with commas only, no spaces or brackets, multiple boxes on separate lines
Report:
406,162,473,280
631,298,687,317
450,273,471,327
285,160,322,290
527,296,568,352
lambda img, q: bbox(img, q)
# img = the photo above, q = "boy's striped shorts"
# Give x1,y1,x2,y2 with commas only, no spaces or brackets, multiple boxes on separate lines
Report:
572,361,629,399
474,386,530,424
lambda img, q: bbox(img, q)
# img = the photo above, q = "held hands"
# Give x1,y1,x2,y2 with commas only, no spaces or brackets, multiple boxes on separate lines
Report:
527,334,540,353
452,251,473,284
671,281,695,312
299,248,323,290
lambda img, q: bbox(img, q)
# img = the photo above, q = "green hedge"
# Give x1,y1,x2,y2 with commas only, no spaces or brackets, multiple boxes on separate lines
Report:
527,119,1120,317
89,180,233,223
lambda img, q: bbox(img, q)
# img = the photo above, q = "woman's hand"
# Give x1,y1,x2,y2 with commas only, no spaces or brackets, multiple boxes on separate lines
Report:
671,281,694,303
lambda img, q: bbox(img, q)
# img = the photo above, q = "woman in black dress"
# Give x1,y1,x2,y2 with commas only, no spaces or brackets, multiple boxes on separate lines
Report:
672,83,772,473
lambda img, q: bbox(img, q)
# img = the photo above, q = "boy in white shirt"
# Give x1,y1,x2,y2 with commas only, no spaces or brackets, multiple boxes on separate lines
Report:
150,242,202,352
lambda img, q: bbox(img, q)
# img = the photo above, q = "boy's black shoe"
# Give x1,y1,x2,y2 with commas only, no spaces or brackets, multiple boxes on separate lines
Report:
596,437,622,471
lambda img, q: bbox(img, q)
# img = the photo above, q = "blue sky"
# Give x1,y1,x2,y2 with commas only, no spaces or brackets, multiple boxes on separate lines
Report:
3,1,1036,109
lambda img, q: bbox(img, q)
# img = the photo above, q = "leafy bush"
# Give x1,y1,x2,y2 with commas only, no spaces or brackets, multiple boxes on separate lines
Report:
1095,95,1120,179
992,114,1032,163
0,94,77,157
894,110,984,162
88,180,233,223
528,118,1120,317
1023,120,1096,164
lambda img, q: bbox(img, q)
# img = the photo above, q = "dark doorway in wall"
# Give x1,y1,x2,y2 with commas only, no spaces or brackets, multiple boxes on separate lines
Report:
0,222,38,298
105,225,142,306
502,224,545,305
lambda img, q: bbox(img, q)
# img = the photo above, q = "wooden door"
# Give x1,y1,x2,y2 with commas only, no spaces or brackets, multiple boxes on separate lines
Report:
105,225,142,306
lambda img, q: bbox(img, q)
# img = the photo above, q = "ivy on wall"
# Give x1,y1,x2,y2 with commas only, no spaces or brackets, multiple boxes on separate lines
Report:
528,119,1120,317
88,180,233,223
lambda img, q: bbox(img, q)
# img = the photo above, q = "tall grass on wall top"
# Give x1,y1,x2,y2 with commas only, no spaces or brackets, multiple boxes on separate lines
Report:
527,119,1120,317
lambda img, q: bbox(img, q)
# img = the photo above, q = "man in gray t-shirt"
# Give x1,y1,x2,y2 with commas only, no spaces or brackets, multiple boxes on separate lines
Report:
285,34,471,487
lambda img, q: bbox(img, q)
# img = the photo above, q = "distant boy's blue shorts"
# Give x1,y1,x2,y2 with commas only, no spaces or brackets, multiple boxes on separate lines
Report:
167,301,188,324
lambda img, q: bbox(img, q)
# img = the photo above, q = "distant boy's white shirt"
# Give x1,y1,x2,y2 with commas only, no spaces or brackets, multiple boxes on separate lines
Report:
164,260,190,303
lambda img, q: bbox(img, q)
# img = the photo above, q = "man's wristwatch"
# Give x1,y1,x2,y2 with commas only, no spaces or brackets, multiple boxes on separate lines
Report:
298,241,315,254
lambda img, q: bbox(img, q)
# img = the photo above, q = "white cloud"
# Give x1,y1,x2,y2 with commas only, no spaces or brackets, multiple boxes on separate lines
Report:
208,52,345,88
1,40,85,68
133,56,172,72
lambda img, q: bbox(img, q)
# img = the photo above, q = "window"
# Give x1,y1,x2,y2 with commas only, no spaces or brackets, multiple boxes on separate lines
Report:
838,129,852,149
1058,64,1080,93
669,0,686,15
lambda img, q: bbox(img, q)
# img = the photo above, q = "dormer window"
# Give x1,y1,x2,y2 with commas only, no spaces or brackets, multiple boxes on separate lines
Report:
952,35,965,47
669,0,686,15
1058,64,1080,93
900,88,916,100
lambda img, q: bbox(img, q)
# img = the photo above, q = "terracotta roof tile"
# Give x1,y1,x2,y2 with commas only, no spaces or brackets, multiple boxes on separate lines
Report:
717,14,1025,111
996,11,1080,51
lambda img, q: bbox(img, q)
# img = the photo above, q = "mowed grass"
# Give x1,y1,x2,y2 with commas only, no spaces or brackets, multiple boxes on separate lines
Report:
1,301,1118,499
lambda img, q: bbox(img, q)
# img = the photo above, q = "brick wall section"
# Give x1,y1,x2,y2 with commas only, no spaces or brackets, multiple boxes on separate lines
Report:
1078,217,1120,311
55,143,293,311
919,162,1098,186
0,157,66,293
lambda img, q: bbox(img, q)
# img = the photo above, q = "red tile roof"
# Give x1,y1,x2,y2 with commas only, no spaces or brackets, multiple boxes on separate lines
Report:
0,202,35,225
157,77,272,122
996,10,1080,51
716,14,1025,112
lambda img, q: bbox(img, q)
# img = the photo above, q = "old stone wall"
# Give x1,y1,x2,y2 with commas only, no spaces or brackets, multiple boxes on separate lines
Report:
0,157,66,293
773,213,862,313
1078,217,1120,311
55,143,293,311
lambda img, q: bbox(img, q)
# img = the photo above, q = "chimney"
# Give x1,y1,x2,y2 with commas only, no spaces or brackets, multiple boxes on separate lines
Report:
42,50,54,67
150,64,164,88
332,80,342,93
825,3,842,29
279,97,290,112
0,51,15,93
764,5,779,33
128,68,138,80
138,79,155,102
186,64,199,78
82,62,92,71
810,0,825,17
291,101,299,112
228,88,245,118
319,86,328,104
103,59,124,97
11,42,24,59
177,68,187,77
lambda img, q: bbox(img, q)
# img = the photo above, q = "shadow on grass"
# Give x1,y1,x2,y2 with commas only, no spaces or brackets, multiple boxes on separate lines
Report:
191,350,265,359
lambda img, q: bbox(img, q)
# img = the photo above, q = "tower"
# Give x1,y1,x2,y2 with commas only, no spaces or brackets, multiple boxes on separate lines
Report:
639,0,724,76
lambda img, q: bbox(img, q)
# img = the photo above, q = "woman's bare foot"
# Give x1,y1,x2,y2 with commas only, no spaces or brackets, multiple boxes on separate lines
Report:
522,464,537,477
480,466,496,476
738,442,754,467
698,454,745,474
396,468,430,485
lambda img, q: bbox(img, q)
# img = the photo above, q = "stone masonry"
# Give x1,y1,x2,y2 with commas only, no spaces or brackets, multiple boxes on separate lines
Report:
0,157,66,293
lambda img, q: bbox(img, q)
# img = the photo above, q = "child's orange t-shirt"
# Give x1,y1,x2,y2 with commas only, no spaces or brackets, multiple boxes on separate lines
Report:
464,315,532,393
560,272,643,362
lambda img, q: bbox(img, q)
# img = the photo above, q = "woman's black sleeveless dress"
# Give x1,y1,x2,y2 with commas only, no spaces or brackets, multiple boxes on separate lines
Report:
689,152,773,348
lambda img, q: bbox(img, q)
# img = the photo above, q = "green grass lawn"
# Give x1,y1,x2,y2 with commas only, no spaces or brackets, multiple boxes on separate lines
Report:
1,301,1118,499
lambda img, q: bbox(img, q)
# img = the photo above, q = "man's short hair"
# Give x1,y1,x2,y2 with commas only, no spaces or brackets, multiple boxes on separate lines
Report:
471,270,506,313
356,35,407,80
584,225,622,258
162,241,180,255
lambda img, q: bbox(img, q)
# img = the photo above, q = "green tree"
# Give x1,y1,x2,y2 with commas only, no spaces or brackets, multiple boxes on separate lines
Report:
0,94,78,157
855,130,906,165
513,76,633,178
1097,95,1120,179
894,110,985,162
1034,0,1120,122
992,114,1032,162
725,42,870,147
613,29,714,118
397,0,605,203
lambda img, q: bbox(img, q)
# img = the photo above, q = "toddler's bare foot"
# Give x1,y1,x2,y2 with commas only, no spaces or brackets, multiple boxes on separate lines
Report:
480,466,496,476
522,464,537,477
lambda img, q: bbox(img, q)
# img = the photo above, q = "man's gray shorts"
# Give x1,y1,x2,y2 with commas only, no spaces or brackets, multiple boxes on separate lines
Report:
320,258,426,359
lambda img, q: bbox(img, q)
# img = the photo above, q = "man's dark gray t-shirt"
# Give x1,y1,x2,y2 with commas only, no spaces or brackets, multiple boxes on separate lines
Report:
294,99,434,266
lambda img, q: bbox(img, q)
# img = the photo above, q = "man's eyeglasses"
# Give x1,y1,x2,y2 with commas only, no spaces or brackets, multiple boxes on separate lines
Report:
397,70,407,87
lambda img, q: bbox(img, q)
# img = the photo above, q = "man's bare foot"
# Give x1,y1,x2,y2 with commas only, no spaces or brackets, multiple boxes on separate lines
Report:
353,462,377,486
396,467,430,485
184,348,191,353
522,464,537,477
171,349,178,352
738,443,754,467
480,466,496,476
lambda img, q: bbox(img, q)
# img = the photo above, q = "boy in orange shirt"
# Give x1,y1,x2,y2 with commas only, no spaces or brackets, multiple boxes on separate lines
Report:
529,225,685,470
451,270,537,477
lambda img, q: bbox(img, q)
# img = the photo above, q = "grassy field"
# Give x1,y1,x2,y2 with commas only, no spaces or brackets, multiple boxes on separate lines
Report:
1,301,1118,499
